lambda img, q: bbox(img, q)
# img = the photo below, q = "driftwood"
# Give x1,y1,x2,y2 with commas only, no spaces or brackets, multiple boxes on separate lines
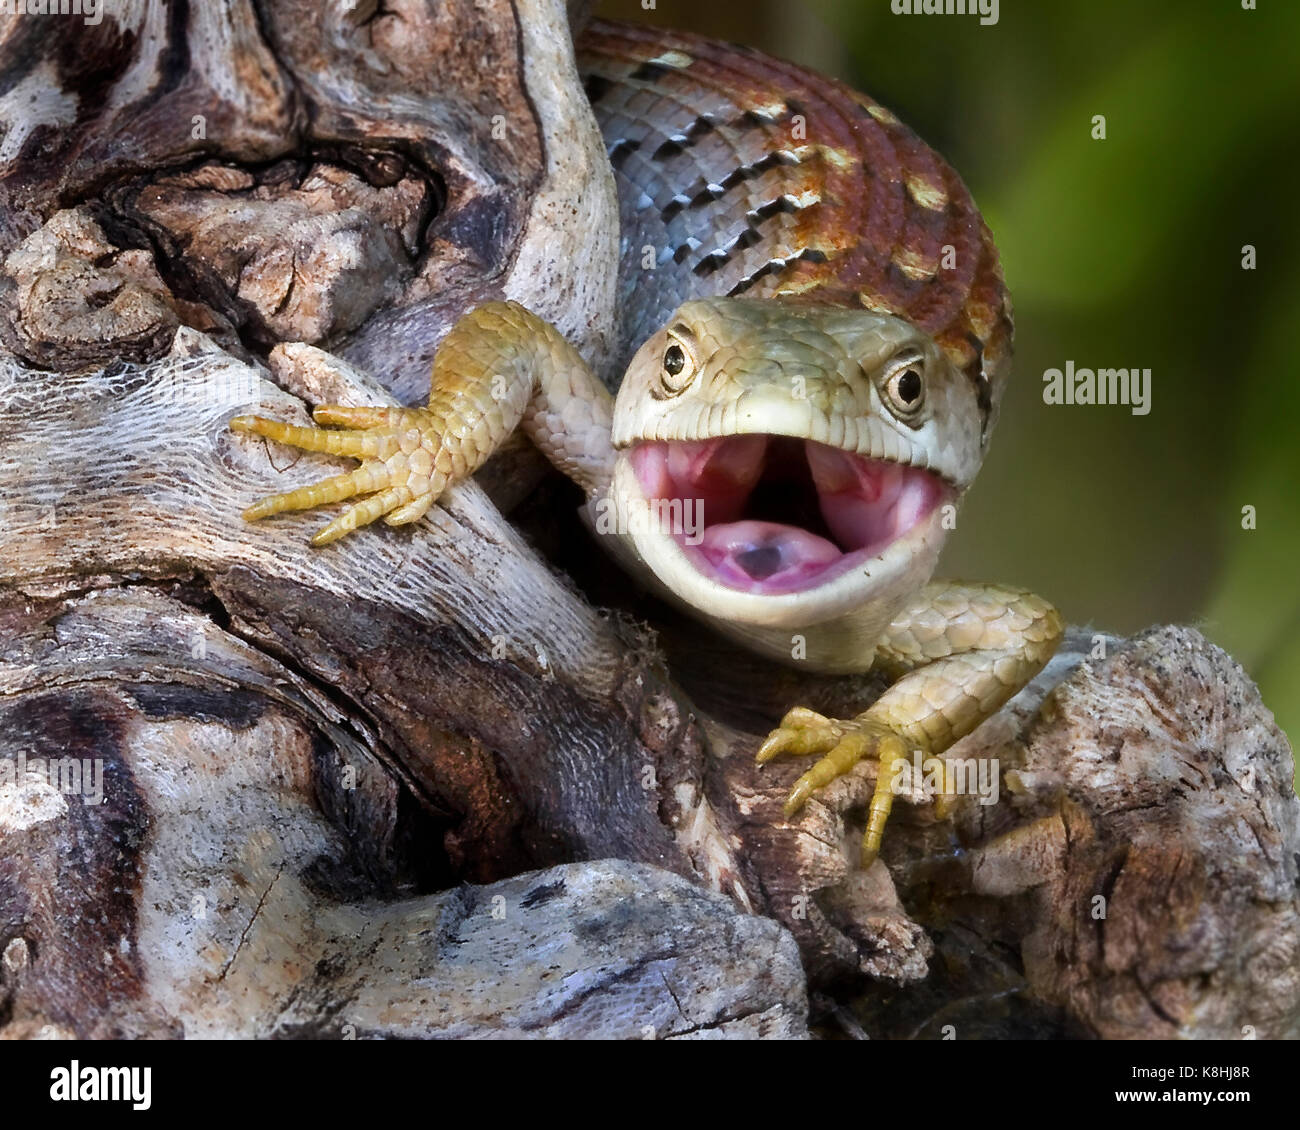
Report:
1,0,1297,1039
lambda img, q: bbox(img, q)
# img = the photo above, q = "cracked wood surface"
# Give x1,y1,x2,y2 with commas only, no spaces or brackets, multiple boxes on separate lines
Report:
0,586,808,1038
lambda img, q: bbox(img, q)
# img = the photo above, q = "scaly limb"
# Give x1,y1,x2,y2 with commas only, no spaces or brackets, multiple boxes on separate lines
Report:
231,408,438,545
758,582,1063,868
230,302,616,544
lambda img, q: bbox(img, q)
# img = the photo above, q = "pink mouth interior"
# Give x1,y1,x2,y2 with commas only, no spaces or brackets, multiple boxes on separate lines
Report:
631,435,947,594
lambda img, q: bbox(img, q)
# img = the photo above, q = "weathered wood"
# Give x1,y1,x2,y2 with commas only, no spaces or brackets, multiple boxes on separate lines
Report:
0,586,806,1038
0,0,618,397
968,627,1300,1039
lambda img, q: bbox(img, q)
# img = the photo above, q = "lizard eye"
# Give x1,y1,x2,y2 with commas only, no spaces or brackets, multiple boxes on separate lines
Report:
881,351,926,420
657,327,698,396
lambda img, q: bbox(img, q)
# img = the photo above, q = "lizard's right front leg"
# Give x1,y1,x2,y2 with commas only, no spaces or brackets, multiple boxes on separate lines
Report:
230,301,615,545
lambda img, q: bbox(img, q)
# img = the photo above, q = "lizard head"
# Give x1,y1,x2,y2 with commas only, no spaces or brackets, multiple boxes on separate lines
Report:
605,297,985,628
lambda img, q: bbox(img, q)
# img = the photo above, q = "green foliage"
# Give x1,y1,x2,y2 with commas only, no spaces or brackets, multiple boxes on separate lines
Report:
817,0,1300,760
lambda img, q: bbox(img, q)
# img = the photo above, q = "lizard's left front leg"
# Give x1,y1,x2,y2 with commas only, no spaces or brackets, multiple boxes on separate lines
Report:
758,582,1063,868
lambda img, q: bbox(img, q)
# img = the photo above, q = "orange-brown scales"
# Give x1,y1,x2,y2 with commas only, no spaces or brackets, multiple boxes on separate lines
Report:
578,18,1012,441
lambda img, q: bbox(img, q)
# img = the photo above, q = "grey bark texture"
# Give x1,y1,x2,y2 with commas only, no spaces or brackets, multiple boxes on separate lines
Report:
0,0,1296,1040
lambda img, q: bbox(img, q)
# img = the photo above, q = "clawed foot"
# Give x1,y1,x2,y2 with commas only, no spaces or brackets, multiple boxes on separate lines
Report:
757,706,947,868
230,406,447,545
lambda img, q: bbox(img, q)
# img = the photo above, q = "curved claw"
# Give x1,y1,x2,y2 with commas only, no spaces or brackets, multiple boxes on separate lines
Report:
230,414,385,459
385,494,434,526
754,708,841,764
782,706,835,729
240,463,392,521
231,406,446,544
310,485,415,545
759,707,931,866
781,729,871,816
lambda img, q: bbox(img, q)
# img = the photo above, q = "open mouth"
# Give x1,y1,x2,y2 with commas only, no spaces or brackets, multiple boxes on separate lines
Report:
630,435,948,595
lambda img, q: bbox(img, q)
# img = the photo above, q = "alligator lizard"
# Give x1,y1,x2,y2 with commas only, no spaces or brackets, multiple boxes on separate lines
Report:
228,18,1063,869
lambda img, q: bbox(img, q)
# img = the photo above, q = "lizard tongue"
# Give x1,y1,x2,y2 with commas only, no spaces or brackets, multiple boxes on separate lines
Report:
698,519,841,589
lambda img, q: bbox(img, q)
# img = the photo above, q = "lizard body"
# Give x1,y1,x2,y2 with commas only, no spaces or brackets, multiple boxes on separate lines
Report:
229,19,1062,869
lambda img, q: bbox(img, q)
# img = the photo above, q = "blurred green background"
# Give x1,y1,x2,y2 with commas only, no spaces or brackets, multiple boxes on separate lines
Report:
596,0,1299,766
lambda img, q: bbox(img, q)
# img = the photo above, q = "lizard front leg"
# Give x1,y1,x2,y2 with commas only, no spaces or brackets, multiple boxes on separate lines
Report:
758,582,1063,868
231,301,615,544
